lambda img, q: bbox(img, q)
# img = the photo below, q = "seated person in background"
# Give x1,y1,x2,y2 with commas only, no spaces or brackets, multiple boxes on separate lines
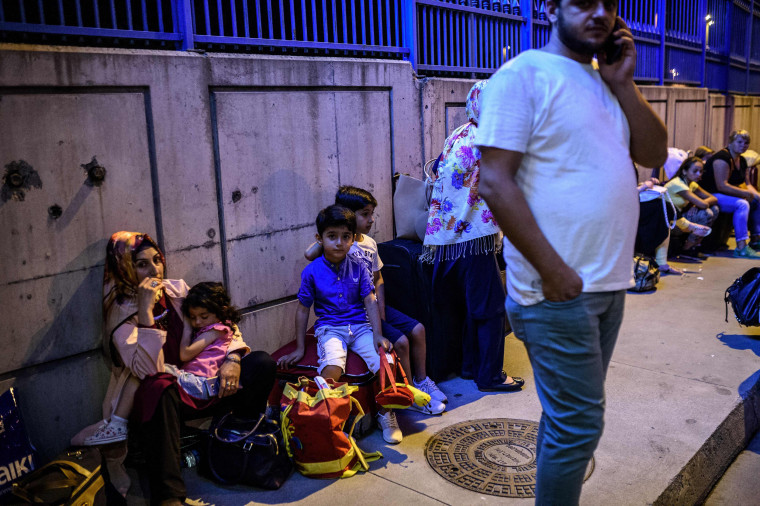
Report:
665,156,719,257
694,145,715,162
278,205,402,444
700,130,760,258
305,186,447,416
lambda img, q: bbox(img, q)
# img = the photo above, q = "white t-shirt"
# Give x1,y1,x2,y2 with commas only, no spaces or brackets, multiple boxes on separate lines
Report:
475,50,638,306
350,235,383,273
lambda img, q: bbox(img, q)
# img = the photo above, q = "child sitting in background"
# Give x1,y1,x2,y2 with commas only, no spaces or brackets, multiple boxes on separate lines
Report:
279,205,402,444
665,156,719,258
305,186,447,416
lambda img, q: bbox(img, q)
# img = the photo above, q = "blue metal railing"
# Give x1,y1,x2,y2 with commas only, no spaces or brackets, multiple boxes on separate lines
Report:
0,0,758,94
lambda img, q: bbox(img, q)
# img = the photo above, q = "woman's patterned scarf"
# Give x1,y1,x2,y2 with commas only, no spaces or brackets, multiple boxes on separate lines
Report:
423,80,500,260
103,231,165,311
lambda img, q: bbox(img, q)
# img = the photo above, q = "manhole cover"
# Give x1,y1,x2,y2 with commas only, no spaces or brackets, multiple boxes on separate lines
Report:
424,418,594,498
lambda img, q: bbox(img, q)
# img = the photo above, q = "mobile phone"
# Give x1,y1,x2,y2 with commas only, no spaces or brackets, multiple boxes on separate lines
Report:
603,20,623,65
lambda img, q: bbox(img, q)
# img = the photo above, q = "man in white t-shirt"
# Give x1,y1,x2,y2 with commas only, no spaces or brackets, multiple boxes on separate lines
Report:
476,0,667,503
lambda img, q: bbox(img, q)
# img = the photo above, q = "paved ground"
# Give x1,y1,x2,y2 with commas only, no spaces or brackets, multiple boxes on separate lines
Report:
126,247,760,505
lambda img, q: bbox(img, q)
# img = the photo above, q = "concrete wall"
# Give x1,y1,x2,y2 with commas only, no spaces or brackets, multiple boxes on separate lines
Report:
0,44,422,457
1,44,758,457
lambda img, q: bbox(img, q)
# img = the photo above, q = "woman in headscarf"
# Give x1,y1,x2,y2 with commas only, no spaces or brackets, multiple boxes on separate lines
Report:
74,231,276,505
424,81,524,393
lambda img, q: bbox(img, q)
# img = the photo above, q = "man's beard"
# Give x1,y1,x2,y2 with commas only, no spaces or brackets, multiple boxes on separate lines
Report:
556,10,607,56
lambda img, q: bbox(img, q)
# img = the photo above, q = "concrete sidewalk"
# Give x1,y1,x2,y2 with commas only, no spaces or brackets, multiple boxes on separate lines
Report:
127,251,760,506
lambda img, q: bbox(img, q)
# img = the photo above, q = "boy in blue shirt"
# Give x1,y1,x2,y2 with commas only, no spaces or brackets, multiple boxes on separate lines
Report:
277,205,400,442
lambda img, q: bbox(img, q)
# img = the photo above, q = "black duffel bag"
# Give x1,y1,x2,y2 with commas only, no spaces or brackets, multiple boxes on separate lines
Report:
725,267,760,326
207,413,292,490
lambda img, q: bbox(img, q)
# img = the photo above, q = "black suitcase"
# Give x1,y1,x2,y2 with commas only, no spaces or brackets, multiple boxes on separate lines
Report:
378,239,464,382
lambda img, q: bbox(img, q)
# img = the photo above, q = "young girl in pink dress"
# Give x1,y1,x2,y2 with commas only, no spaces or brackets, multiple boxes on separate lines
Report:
164,282,242,400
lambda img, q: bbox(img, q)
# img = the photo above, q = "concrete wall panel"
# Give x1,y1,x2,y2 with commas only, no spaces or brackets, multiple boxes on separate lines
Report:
238,299,306,354
0,266,103,372
333,89,394,242
732,95,754,136
0,91,156,283
674,99,707,151
708,94,730,149
420,79,477,174
226,226,313,308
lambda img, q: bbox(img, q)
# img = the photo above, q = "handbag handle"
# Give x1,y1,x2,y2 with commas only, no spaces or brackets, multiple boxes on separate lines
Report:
213,412,266,443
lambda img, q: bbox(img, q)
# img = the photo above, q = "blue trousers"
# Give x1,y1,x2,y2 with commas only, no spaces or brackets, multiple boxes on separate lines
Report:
506,291,625,505
433,251,506,388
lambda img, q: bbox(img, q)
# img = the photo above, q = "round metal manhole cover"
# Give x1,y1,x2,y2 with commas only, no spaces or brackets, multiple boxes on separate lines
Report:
424,418,594,498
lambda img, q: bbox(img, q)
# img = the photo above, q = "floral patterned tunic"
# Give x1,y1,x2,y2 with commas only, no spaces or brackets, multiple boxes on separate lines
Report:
424,80,500,259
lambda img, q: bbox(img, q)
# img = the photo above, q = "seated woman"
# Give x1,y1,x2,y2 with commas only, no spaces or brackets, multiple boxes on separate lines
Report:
74,231,276,504
665,156,719,257
700,130,760,258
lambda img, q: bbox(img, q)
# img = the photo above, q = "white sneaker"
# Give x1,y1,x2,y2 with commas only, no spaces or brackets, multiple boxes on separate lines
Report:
377,411,402,444
83,419,127,446
408,399,446,416
414,376,448,403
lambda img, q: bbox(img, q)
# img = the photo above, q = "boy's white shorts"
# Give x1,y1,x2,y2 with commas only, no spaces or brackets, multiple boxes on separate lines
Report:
315,323,380,375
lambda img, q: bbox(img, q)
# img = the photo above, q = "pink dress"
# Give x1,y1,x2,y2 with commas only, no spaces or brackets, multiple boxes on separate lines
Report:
183,322,234,378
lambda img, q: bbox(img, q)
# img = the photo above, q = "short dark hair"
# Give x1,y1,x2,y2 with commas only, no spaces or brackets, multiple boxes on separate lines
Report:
335,185,377,212
316,204,356,236
182,281,240,324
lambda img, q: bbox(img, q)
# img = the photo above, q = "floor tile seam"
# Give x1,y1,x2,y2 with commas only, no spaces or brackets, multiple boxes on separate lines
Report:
367,471,452,505
609,358,746,390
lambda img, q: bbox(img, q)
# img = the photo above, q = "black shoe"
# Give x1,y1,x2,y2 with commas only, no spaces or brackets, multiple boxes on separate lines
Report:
478,373,525,392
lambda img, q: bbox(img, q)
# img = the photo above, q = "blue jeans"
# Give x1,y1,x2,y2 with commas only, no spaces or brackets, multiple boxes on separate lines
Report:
713,193,760,243
506,290,625,505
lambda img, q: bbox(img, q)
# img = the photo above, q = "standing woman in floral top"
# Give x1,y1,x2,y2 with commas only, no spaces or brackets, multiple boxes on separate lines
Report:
424,80,524,392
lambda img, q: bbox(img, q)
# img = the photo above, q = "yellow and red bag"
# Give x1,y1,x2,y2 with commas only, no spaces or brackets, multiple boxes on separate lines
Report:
374,349,431,409
280,377,382,479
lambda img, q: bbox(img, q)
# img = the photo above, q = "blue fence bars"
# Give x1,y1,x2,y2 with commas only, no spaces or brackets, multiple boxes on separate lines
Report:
1,0,758,94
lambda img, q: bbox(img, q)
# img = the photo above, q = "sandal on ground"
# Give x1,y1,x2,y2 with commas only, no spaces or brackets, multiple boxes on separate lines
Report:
660,264,684,275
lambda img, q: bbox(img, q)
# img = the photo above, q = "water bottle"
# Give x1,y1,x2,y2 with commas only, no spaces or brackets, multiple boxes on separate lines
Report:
511,0,521,16
481,0,490,9
181,449,200,468
492,1,502,12
314,375,331,390
538,0,546,20
503,0,511,14
470,0,480,7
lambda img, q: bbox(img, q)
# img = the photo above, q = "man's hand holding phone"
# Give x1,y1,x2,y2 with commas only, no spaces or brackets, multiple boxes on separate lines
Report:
598,16,636,87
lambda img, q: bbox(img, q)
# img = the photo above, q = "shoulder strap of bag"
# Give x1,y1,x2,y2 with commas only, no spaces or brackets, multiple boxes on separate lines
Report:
377,347,397,393
660,190,677,229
